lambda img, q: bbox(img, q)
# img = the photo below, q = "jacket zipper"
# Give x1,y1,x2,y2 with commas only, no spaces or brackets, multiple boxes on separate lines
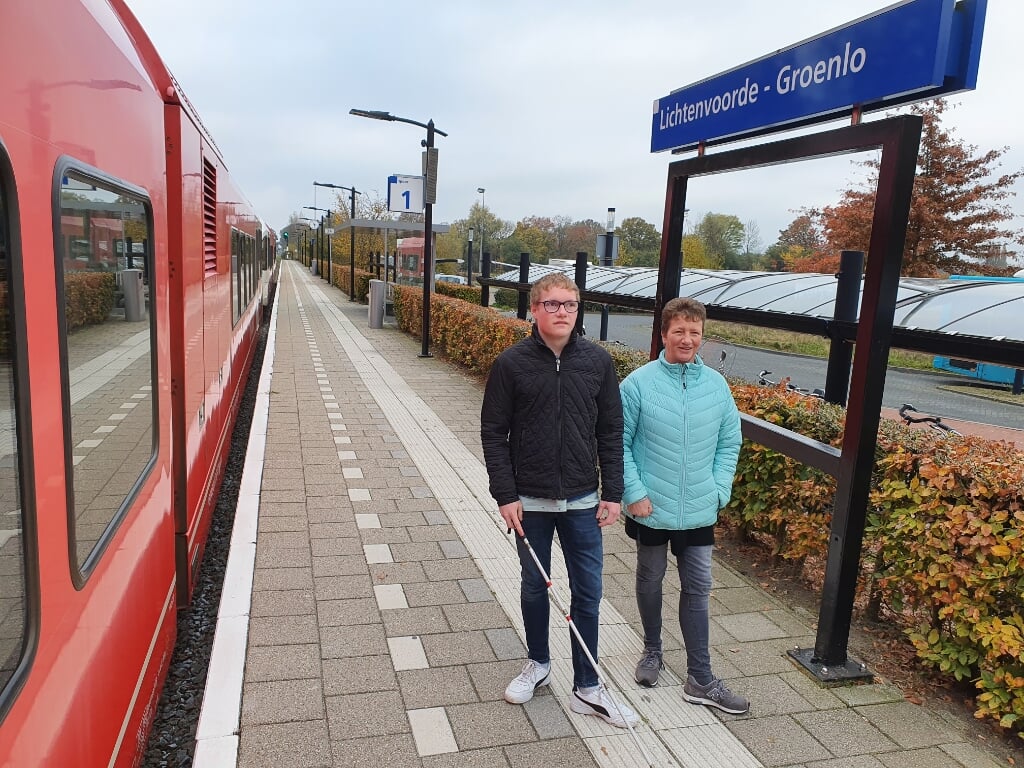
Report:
556,355,563,498
679,363,687,527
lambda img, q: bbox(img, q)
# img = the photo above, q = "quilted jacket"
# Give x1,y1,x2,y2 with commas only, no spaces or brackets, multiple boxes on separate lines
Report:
620,351,741,531
481,326,624,507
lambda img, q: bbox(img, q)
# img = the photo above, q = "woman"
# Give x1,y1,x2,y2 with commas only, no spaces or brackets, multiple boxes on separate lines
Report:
620,297,748,714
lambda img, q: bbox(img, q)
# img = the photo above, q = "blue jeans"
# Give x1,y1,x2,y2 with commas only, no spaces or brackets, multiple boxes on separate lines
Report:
517,507,603,688
635,542,713,685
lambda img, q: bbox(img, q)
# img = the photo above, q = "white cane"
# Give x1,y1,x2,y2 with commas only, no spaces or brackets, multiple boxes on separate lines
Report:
514,530,657,768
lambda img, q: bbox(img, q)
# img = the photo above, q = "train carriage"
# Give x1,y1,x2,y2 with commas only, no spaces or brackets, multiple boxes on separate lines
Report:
0,1,273,765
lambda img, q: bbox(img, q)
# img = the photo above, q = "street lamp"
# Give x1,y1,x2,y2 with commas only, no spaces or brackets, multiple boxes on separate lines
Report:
350,108,448,358
304,205,332,280
298,216,318,272
477,187,486,262
314,181,361,302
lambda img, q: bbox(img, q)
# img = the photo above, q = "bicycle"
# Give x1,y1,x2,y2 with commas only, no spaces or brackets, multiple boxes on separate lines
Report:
898,403,962,437
699,337,736,376
757,370,825,399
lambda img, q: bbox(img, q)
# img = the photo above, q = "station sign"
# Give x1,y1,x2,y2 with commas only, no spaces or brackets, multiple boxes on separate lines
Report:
651,0,986,153
387,174,424,214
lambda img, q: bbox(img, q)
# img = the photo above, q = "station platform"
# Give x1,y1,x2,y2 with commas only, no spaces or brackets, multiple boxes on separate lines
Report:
193,260,1013,768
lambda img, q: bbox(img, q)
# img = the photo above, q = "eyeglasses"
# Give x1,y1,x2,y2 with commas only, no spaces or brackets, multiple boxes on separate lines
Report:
539,300,580,314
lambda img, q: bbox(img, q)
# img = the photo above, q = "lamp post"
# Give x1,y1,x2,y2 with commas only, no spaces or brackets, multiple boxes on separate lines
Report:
477,187,486,263
467,227,474,286
350,108,448,358
314,181,361,301
304,205,331,280
600,207,616,341
298,216,318,273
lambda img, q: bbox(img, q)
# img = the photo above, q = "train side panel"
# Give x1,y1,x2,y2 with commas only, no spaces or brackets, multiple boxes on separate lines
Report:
0,1,177,766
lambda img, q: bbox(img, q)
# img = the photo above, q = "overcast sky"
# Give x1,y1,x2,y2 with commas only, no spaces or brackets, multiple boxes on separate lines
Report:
125,0,1023,249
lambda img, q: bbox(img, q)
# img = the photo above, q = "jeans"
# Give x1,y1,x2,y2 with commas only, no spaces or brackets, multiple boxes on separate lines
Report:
635,541,713,685
517,507,603,688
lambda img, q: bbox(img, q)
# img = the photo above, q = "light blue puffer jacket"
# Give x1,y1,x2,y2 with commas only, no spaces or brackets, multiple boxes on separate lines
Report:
620,351,741,531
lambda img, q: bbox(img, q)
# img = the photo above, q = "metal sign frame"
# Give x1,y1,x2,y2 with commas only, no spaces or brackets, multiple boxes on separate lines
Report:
652,115,923,679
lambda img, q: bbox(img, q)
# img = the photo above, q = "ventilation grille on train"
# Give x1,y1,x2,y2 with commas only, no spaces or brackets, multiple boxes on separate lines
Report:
203,159,217,275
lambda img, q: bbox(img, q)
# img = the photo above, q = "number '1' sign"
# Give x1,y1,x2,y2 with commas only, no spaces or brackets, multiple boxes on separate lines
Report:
387,174,425,214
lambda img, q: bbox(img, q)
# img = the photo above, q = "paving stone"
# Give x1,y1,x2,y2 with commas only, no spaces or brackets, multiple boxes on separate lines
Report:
239,720,333,768
312,554,370,577
241,678,325,725
877,746,970,768
439,540,470,559
857,702,952,749
397,666,481,708
793,708,899,757
443,602,513,632
483,628,526,662
403,580,467,607
502,737,600,768
321,623,389,658
446,700,537,749
459,578,494,603
322,655,398,696
314,574,374,600
249,614,320,646
245,643,321,682
729,714,833,766
326,690,411,740
381,606,451,637
250,589,316,617
254,567,314,592
255,546,312,569
522,694,575,739
316,597,381,627
421,630,499,667
422,747,512,768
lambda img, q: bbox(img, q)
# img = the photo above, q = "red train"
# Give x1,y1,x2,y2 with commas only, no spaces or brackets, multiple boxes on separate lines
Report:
0,1,276,765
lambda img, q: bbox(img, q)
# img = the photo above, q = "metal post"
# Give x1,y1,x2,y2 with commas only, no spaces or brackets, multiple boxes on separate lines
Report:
824,250,864,405
419,121,437,357
327,221,333,285
574,251,588,337
349,187,358,301
467,230,474,286
1013,368,1024,396
517,253,530,320
480,251,491,308
599,209,615,340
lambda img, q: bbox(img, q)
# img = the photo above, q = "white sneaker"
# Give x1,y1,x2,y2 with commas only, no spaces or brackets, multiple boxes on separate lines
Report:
570,686,640,728
504,660,551,704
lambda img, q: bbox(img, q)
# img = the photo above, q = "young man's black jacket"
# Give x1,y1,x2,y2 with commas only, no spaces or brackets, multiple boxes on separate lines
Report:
481,325,624,508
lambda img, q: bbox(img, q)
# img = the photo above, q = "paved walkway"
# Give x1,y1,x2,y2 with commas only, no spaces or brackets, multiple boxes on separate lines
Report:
193,260,1013,768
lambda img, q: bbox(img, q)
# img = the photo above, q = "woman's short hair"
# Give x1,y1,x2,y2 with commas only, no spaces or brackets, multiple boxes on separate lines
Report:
530,272,580,305
662,297,706,327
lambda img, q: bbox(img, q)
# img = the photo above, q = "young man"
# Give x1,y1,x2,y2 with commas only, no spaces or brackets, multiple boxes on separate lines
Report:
481,273,638,728
621,297,749,715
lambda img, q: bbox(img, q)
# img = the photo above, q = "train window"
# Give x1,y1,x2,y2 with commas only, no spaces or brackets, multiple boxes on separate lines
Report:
231,229,240,325
58,171,157,576
0,162,29,707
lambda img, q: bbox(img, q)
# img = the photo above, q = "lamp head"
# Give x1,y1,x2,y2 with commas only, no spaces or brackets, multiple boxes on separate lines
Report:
349,108,392,121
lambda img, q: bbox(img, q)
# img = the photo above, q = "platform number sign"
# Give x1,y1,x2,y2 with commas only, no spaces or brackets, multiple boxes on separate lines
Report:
387,174,425,214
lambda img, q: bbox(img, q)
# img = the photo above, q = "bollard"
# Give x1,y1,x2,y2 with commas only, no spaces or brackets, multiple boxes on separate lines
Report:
122,268,144,321
368,279,385,329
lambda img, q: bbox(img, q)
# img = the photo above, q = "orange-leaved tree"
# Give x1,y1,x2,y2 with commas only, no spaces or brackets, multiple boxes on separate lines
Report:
812,100,1023,277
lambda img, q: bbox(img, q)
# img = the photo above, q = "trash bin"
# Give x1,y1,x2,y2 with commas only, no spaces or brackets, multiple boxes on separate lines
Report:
122,268,144,321
310,259,318,276
368,279,385,329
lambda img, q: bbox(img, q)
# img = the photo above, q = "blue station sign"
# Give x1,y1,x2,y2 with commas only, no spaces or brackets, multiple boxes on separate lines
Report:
651,0,986,153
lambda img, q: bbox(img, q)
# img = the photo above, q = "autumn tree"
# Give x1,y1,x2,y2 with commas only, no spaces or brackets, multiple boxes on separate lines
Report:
693,212,745,268
815,100,1023,277
682,234,719,269
616,216,661,267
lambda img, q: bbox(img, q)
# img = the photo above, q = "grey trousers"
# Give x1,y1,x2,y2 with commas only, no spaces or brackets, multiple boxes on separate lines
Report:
635,541,714,684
